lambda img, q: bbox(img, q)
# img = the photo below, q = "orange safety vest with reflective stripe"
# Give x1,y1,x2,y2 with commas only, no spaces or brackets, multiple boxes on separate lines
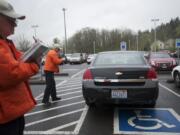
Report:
44,49,63,73
0,39,39,124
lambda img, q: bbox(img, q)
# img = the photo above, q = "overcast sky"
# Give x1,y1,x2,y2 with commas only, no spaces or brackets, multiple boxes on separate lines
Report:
8,0,180,45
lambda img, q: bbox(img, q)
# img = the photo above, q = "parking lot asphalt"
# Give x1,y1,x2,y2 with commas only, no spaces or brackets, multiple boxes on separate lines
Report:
26,64,180,135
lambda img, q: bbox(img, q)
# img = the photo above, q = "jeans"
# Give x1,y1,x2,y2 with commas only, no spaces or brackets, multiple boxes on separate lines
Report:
42,71,57,102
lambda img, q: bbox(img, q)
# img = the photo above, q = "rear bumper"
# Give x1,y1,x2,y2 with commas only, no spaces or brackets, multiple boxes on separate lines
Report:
152,65,176,71
82,80,159,105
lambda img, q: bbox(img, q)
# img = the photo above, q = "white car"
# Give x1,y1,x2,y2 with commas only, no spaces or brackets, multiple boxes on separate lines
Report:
69,53,83,64
65,54,72,63
171,65,180,87
87,54,96,64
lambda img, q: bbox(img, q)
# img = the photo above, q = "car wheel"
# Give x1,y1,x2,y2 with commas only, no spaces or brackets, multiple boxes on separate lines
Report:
174,72,180,88
84,97,95,107
148,101,156,107
144,101,156,108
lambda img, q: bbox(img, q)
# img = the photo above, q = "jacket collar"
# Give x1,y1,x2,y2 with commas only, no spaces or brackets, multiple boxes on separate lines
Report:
0,34,13,44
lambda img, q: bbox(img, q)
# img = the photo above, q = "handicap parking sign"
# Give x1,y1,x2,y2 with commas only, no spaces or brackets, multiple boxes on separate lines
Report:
114,108,180,134
120,41,127,51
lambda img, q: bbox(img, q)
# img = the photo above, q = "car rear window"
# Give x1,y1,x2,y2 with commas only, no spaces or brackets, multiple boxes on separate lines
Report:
151,53,170,58
93,52,146,66
71,53,81,57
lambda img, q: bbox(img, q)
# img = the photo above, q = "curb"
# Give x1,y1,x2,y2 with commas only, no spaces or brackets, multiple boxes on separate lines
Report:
42,73,69,76
54,73,69,76
29,79,46,85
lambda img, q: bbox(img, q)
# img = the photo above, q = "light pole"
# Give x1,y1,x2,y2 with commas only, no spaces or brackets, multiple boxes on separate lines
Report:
62,8,67,54
31,25,39,38
136,34,138,51
93,41,95,54
151,19,159,51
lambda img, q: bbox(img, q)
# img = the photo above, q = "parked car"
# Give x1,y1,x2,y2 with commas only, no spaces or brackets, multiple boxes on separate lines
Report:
170,51,180,58
69,53,83,64
148,52,177,71
59,52,67,64
41,56,46,65
82,51,159,107
65,53,72,63
171,65,180,88
86,54,96,64
81,53,88,63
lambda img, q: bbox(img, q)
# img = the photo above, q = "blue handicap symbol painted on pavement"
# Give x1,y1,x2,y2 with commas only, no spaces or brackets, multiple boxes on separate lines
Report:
114,108,180,134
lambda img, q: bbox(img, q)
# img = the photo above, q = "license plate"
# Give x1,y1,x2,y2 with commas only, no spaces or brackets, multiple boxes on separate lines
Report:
111,90,127,99
161,64,167,68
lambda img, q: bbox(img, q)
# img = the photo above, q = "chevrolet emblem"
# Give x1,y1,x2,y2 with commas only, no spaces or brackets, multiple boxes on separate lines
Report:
115,72,123,76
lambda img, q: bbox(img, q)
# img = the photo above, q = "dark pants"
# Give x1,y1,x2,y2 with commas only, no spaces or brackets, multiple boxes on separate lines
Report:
0,116,25,135
42,71,57,102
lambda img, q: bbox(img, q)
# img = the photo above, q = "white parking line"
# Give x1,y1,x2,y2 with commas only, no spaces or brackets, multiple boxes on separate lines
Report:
45,121,79,133
26,70,87,134
74,105,89,133
36,95,83,107
159,83,180,97
25,108,85,127
56,87,82,93
57,84,82,89
56,80,68,87
62,82,82,86
25,101,85,116
70,70,85,79
37,87,82,99
24,131,76,135
35,80,67,100
37,91,82,101
35,70,84,100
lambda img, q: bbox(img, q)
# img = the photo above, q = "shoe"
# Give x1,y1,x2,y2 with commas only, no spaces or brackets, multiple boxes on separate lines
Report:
52,97,61,101
42,101,51,105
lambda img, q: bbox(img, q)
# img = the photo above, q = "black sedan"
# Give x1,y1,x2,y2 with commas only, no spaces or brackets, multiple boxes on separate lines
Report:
82,51,159,107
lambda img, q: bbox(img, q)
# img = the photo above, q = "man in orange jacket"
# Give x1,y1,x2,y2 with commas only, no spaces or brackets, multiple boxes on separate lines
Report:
42,47,64,105
0,0,39,135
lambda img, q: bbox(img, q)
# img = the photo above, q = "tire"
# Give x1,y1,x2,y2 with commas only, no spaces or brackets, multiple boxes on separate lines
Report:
144,101,156,108
84,97,95,107
174,72,180,88
148,101,156,108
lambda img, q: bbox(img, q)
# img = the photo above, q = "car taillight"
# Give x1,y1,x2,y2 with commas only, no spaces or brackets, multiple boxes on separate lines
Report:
83,69,93,80
147,68,157,79
172,60,177,66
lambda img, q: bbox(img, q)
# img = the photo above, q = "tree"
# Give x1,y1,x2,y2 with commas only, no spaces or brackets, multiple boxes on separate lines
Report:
16,35,31,52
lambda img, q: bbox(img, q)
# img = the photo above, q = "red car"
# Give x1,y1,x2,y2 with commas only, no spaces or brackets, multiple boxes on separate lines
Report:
148,52,177,71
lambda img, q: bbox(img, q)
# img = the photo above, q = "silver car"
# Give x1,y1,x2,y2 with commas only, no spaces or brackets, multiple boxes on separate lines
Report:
69,53,83,64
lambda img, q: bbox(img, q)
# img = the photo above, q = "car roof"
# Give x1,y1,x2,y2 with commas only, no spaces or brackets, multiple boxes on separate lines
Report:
98,51,143,54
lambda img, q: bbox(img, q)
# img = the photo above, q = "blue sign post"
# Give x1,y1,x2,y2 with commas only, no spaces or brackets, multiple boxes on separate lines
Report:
176,39,180,48
114,108,180,134
176,39,180,65
120,41,127,51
